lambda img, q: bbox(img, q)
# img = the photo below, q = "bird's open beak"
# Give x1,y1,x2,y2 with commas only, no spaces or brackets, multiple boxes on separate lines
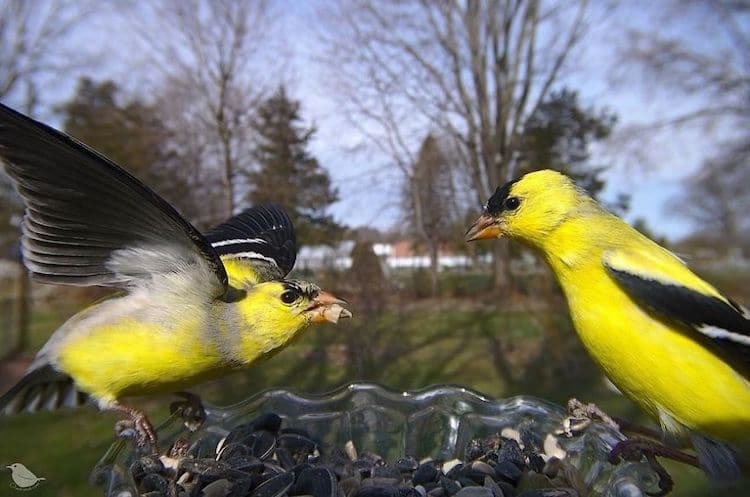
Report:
465,213,502,242
305,291,353,324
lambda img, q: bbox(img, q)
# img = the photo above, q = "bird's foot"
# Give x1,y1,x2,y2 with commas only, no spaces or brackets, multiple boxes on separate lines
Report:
114,406,158,455
557,398,619,437
609,438,700,497
170,391,206,432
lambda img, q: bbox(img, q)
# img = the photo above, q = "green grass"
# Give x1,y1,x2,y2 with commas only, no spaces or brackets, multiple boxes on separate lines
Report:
1,305,748,496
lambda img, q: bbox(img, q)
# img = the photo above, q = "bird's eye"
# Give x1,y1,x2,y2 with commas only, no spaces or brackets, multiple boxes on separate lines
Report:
504,196,520,210
281,289,300,304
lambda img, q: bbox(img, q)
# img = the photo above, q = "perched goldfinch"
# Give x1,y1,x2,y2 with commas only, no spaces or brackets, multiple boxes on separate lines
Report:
466,169,750,479
0,104,351,449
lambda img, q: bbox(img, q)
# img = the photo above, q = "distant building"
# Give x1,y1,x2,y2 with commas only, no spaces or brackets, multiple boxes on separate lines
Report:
295,240,490,271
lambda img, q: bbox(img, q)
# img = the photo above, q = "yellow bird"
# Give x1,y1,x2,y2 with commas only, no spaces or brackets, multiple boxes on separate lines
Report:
0,103,351,450
466,169,750,479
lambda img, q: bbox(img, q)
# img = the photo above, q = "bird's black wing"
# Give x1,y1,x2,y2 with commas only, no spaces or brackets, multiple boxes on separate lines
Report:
0,103,228,296
603,249,750,367
205,204,296,283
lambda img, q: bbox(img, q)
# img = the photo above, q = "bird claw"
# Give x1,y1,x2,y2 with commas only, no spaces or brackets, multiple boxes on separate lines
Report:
170,392,206,432
608,438,699,497
114,415,158,454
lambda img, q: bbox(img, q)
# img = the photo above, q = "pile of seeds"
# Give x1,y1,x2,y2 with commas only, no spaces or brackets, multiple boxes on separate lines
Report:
128,413,587,497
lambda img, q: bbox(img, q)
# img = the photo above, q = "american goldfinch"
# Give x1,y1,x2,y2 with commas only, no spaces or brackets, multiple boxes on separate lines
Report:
0,103,351,450
466,169,750,479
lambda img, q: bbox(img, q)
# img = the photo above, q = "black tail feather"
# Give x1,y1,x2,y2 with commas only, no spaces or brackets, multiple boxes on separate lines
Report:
0,364,88,415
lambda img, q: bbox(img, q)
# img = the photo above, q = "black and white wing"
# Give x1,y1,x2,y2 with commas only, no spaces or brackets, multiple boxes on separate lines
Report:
205,204,296,284
0,103,228,297
603,247,750,368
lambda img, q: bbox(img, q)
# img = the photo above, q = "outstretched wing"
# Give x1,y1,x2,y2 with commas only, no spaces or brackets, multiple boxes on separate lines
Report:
603,247,750,367
205,204,296,284
0,103,228,297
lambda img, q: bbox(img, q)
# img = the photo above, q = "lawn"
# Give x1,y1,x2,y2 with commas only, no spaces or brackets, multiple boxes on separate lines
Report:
0,302,747,496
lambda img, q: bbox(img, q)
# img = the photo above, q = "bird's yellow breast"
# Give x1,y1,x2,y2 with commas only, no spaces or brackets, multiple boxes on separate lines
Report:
57,316,230,403
544,221,750,443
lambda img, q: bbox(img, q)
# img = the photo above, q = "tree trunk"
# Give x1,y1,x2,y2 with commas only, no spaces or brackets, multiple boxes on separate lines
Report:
428,242,439,297
492,243,511,293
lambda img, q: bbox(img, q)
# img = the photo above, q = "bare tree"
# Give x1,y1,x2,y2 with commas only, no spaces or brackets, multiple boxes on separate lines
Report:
614,0,749,169
122,0,275,222
0,0,96,114
404,134,461,295
320,0,593,290
668,141,750,253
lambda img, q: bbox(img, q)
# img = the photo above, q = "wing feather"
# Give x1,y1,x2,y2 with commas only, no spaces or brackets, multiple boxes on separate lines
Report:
206,204,297,284
0,103,228,296
603,248,750,365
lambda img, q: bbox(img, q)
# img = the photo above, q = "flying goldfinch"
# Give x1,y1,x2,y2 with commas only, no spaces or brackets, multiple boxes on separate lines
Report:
0,103,351,450
466,169,750,479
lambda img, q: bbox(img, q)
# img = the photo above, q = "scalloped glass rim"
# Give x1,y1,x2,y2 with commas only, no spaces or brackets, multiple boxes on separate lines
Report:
98,382,659,497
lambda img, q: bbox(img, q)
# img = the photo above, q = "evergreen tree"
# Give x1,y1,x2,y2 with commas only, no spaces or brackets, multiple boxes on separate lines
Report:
247,86,340,246
59,78,198,221
519,88,617,201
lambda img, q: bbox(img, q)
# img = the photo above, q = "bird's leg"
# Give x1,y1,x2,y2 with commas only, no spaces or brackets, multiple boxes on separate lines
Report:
112,405,158,455
169,391,206,432
609,438,700,467
609,437,700,497
611,416,664,440
644,453,674,497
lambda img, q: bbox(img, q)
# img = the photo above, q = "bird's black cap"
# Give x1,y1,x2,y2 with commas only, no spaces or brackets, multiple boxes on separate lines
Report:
486,177,519,215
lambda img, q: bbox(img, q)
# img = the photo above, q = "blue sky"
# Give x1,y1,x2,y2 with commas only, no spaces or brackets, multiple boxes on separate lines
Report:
5,0,733,242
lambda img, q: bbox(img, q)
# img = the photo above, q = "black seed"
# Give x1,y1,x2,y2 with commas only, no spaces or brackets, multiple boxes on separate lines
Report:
355,487,401,497
497,481,516,497
252,430,278,460
227,455,264,473
541,458,561,479
428,488,446,497
340,476,361,497
140,492,166,497
527,455,545,474
459,467,489,486
395,456,419,473
219,442,251,461
412,464,438,485
228,478,256,497
445,463,464,480
295,467,338,497
516,490,577,497
494,461,522,485
202,478,234,497
276,447,296,470
455,487,494,497
465,440,485,461
497,440,524,469
483,476,505,497
361,477,400,487
180,458,232,477
141,473,168,493
439,476,461,496
253,413,284,433
251,471,295,497
372,464,401,480
280,426,313,438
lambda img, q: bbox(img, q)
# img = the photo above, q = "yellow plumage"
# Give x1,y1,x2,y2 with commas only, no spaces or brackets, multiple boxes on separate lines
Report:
0,103,351,452
467,169,750,478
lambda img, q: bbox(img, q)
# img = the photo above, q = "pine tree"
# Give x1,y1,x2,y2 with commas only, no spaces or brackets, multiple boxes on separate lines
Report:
247,86,340,246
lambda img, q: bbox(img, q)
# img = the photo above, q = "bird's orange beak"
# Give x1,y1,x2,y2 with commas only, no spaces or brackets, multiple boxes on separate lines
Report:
305,291,353,324
465,213,502,241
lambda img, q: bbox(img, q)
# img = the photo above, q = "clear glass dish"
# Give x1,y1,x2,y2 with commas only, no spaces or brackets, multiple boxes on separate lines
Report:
95,383,659,496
